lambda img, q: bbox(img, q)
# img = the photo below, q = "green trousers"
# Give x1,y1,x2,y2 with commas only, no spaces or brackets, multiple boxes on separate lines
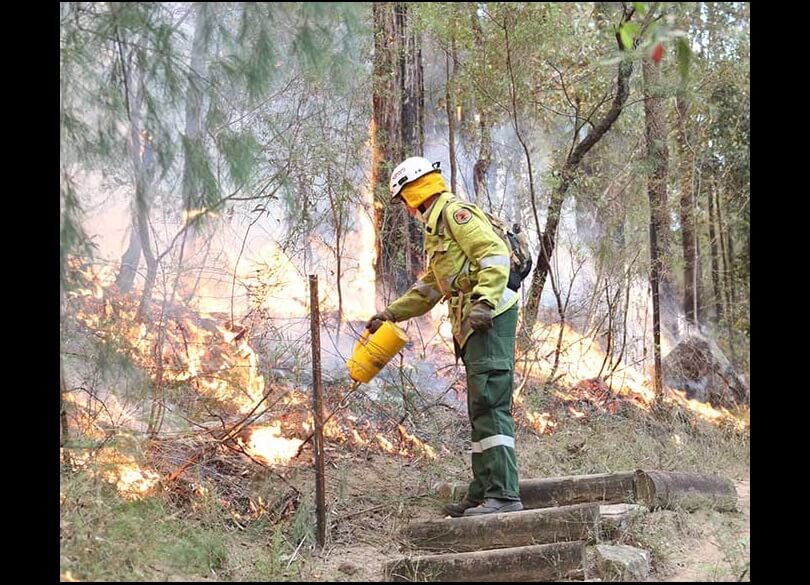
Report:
461,304,520,501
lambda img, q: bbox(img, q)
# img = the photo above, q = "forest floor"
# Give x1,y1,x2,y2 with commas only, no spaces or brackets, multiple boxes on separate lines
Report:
60,389,749,582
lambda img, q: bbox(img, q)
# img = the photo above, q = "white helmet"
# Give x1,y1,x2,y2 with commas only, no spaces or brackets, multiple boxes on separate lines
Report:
389,156,441,200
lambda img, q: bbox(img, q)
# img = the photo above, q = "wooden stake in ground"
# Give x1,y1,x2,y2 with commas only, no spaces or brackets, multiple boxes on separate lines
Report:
384,541,585,582
634,469,737,511
309,275,326,548
406,503,599,553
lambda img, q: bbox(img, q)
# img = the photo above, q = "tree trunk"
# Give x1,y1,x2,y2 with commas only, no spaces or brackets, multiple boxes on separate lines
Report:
445,27,458,195
599,503,646,540
327,169,346,326
372,2,416,298
399,3,425,281
166,1,210,313
676,93,698,324
115,224,142,293
182,2,209,214
445,471,636,510
643,53,669,404
706,169,723,323
135,178,158,321
116,36,158,322
725,224,738,364
470,4,492,209
715,186,737,362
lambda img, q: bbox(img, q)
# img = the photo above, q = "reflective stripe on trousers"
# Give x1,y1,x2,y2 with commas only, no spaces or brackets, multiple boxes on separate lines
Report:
471,434,515,453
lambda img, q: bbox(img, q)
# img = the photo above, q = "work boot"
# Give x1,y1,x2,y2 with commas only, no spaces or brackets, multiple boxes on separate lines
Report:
463,497,523,516
443,496,483,518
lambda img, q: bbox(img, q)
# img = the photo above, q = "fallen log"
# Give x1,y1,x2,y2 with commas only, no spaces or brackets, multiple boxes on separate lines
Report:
407,503,599,552
633,469,737,511
384,541,585,582
440,472,636,510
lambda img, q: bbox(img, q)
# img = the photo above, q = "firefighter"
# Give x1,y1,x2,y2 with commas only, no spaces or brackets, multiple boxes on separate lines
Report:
367,157,522,516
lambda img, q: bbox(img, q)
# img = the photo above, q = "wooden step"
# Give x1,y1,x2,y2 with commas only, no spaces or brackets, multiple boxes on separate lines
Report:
443,472,636,510
634,469,737,511
384,541,585,582
407,502,600,553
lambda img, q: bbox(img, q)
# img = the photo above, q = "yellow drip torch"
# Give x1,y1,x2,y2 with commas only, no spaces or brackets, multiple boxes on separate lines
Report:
346,321,409,383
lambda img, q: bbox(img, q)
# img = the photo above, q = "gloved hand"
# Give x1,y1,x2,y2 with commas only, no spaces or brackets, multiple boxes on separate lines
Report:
468,300,493,332
366,308,395,333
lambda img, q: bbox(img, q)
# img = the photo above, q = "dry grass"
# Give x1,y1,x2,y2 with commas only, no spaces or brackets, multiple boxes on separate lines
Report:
61,376,749,582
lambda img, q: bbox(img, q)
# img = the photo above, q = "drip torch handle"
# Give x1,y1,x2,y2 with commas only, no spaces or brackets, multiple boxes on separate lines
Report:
340,380,362,408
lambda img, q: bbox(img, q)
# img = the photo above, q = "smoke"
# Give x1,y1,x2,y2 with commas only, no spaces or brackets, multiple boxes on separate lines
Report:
417,82,686,377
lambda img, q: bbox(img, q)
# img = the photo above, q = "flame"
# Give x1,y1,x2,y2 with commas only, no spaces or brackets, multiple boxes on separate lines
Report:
397,424,437,460
336,187,377,321
375,434,395,453
182,207,218,224
665,388,748,431
242,423,304,465
568,406,586,418
70,282,266,416
66,448,160,500
525,411,557,435
520,321,747,429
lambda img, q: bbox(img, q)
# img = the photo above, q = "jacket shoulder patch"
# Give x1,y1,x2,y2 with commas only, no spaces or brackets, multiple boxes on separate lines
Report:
452,207,473,225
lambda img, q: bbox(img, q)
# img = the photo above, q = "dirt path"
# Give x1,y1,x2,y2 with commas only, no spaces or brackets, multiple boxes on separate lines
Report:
663,477,749,582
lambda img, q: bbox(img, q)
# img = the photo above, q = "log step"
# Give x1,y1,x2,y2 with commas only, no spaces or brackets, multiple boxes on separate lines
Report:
444,472,636,510
384,541,586,582
634,469,737,511
407,502,600,553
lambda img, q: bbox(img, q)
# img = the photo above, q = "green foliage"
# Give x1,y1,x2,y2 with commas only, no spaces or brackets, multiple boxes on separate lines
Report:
221,131,262,188
620,21,641,50
60,473,228,581
60,2,366,266
633,2,649,16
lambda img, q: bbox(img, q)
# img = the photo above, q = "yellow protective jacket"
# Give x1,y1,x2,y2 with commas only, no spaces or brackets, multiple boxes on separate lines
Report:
386,192,519,348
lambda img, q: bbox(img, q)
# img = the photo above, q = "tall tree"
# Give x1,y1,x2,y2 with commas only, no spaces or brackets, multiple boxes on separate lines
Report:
399,3,426,280
469,3,492,209
706,163,723,324
372,2,425,298
676,91,699,324
642,19,670,403
444,11,459,195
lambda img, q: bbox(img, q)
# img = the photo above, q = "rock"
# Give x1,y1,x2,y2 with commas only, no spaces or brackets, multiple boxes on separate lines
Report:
433,481,465,501
594,544,650,582
662,334,749,408
338,562,358,576
599,504,646,539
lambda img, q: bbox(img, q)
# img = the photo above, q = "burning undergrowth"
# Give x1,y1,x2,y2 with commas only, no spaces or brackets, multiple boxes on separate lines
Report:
62,387,437,525
508,320,749,437
62,257,746,529
62,260,437,523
